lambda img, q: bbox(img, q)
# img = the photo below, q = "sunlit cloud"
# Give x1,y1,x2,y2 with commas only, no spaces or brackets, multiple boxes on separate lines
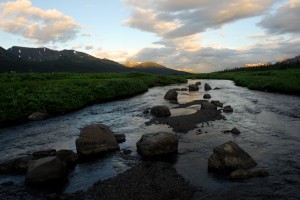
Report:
0,0,81,44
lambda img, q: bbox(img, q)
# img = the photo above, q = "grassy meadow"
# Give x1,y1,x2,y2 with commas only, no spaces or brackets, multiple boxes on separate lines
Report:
0,72,187,126
189,68,300,95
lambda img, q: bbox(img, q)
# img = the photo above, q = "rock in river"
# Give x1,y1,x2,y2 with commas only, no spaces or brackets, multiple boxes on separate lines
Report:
201,102,217,110
164,89,178,102
204,83,212,91
76,124,120,157
26,156,67,185
188,84,199,91
0,155,33,174
211,100,223,107
230,169,269,179
203,94,211,99
208,141,257,173
223,105,233,113
115,134,126,143
150,106,171,117
55,150,78,168
136,132,178,157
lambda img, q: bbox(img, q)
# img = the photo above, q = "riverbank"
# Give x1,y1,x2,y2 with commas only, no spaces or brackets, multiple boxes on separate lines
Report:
188,68,300,95
0,72,187,127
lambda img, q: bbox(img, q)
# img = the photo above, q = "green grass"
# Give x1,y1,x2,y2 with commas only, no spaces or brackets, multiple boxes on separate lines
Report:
188,68,300,95
0,72,187,126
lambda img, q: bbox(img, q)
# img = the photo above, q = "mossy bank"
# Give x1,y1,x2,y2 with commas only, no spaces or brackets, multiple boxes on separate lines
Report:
0,72,187,127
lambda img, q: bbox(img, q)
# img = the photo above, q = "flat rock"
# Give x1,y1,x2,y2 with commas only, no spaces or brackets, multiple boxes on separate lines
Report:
230,169,269,179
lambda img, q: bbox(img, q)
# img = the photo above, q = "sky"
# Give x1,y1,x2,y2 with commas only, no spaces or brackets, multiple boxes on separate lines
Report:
0,0,300,72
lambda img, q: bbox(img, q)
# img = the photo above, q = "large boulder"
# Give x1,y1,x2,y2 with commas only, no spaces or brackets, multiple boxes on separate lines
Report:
136,132,178,157
26,156,67,185
204,83,212,91
201,102,217,110
164,89,178,102
76,124,120,157
55,150,78,168
0,155,33,174
188,84,199,91
150,106,171,117
208,141,257,173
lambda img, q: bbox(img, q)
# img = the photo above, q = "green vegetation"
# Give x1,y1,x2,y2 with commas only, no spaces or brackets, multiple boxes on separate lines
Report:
188,68,300,95
0,72,187,126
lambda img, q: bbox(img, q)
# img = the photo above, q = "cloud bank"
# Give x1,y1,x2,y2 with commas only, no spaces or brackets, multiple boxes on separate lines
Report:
0,0,81,44
124,0,300,72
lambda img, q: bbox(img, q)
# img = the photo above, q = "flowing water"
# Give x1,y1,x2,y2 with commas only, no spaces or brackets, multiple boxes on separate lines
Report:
0,80,300,199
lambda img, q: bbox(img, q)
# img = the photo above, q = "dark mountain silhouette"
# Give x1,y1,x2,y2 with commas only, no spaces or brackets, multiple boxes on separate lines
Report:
1,46,130,73
124,61,188,75
0,46,189,74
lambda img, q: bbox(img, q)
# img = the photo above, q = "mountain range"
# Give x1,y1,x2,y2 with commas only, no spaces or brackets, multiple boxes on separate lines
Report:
0,46,187,74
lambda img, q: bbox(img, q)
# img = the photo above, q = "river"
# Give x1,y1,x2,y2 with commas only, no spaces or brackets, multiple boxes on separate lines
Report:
0,80,300,199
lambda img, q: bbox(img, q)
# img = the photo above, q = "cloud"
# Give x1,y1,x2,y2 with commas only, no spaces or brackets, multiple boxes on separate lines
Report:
72,45,82,50
85,45,94,50
0,0,81,44
258,0,300,34
81,33,91,37
132,37,300,73
124,0,276,38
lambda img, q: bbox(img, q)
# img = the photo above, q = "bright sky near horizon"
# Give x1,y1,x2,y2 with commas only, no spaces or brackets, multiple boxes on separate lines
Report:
0,0,300,72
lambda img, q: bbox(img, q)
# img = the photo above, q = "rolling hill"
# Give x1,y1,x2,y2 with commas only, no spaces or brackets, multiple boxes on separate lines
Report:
124,61,188,75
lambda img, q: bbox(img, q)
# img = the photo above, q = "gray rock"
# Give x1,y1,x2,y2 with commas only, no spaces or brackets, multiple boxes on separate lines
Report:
188,84,199,91
26,156,67,185
76,124,120,157
208,141,257,173
223,105,233,113
55,150,78,168
203,94,211,99
201,102,217,110
211,100,223,107
136,132,178,157
115,134,126,143
230,169,269,179
204,83,212,91
150,106,171,117
164,89,178,102
28,112,49,121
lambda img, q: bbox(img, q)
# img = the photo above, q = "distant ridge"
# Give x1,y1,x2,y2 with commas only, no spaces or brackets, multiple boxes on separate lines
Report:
0,46,129,73
124,61,188,75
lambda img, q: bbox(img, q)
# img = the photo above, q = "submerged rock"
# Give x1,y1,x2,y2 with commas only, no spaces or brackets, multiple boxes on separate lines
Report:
164,89,178,102
28,112,49,121
76,124,120,157
0,155,33,174
201,102,217,110
231,127,241,135
188,84,199,91
208,141,257,173
26,156,67,185
55,150,78,168
136,132,178,157
223,105,233,113
150,106,171,117
204,83,212,91
211,100,223,107
203,94,211,99
230,169,269,179
115,134,126,143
